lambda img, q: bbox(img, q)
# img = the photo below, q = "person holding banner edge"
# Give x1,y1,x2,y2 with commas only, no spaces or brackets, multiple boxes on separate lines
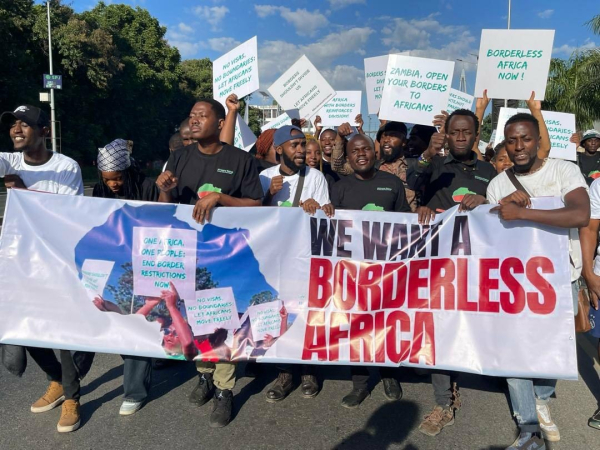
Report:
156,98,264,428
486,112,590,449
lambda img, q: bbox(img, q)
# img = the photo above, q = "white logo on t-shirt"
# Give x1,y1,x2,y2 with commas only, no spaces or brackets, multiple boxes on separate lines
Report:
14,106,29,113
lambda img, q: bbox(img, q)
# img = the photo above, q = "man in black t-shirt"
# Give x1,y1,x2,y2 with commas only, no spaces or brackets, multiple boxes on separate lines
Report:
331,134,409,409
156,99,263,428
576,129,600,185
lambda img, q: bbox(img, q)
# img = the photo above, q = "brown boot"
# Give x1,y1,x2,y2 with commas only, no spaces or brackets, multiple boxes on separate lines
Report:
31,381,65,413
265,371,294,403
418,405,455,436
57,399,81,433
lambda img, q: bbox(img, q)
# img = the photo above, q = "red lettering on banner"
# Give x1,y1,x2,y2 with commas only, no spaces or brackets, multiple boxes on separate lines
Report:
382,262,407,309
457,258,478,311
408,259,429,309
302,310,327,361
385,310,411,363
374,311,386,363
479,258,500,313
308,258,332,308
409,312,436,365
430,258,455,310
328,312,349,361
349,313,373,362
333,260,357,310
357,262,383,311
500,257,526,314
526,257,556,314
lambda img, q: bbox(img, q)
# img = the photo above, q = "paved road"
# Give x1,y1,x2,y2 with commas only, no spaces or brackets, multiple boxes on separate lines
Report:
0,334,598,450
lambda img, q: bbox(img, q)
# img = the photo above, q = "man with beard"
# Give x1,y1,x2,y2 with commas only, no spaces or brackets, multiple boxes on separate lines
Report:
487,112,589,449
331,133,410,408
259,125,332,402
156,98,263,428
576,129,600,185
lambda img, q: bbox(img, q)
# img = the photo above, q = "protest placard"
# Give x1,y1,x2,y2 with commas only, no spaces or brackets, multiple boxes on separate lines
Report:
494,107,577,161
317,91,362,126
364,55,389,115
260,109,300,132
248,300,282,342
474,29,555,101
379,55,454,126
213,36,259,106
267,55,335,120
233,114,257,151
81,259,114,301
446,89,474,113
184,287,241,336
132,227,197,300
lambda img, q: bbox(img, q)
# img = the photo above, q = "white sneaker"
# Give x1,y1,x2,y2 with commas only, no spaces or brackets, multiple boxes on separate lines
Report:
506,432,546,450
536,401,560,442
119,400,144,416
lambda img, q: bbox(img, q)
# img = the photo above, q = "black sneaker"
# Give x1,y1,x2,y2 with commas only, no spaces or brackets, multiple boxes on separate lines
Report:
506,432,546,450
189,373,214,406
341,388,369,408
300,374,319,398
265,371,294,403
382,378,402,401
210,388,233,428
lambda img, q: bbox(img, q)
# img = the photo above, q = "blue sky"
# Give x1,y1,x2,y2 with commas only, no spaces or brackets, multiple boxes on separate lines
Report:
72,0,598,121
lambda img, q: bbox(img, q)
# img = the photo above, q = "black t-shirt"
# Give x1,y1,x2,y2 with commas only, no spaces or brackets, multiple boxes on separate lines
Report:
407,151,496,212
257,158,277,174
92,176,159,202
577,153,600,186
322,159,341,183
165,143,263,205
331,170,411,212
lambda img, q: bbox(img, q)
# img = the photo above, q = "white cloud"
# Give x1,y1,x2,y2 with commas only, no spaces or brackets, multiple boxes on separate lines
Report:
328,0,365,9
168,39,200,58
254,5,328,37
322,65,365,90
194,5,229,31
177,22,194,34
259,27,373,86
538,9,554,19
553,39,598,56
206,37,241,53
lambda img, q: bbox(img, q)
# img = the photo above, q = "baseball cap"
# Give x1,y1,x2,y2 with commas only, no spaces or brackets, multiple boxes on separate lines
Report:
273,125,305,147
581,129,600,143
376,121,408,142
0,105,50,128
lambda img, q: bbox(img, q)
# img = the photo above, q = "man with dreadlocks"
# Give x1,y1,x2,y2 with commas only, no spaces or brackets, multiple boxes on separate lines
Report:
93,139,159,202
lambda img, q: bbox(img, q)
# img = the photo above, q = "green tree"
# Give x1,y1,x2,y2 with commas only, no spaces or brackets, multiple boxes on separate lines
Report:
480,114,493,142
250,290,277,306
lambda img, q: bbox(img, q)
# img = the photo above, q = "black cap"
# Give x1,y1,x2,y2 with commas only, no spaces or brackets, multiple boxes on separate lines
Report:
376,121,408,142
410,124,436,143
0,105,50,128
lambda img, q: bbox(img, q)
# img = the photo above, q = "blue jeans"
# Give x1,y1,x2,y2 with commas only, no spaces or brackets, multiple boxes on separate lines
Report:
506,378,556,433
122,356,152,402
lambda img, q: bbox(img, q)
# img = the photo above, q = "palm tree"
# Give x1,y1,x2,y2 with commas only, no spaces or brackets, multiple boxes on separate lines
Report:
544,14,600,129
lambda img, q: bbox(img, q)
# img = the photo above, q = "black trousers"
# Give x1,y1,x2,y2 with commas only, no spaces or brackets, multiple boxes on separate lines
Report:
350,366,398,390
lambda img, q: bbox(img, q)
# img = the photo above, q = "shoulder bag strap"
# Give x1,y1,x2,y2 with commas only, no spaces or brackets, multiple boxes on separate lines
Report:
292,167,306,207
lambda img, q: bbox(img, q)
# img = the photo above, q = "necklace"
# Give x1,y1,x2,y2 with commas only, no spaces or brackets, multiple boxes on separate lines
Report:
515,158,548,177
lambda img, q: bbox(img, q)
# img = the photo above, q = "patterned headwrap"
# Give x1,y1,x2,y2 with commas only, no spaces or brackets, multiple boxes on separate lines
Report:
97,139,131,172
255,129,276,160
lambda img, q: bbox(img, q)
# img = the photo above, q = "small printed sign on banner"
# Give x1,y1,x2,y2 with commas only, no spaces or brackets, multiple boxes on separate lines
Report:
474,29,555,100
184,287,241,336
267,55,336,120
81,259,114,301
248,300,282,342
213,36,259,106
379,55,455,126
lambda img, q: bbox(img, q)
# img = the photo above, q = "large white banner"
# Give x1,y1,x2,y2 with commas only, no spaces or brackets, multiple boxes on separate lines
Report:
474,29,555,101
379,55,454,126
267,55,335,120
213,36,259,106
494,107,577,161
0,190,576,379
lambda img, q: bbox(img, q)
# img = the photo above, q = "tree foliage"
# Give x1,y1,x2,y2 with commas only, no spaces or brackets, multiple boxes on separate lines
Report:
0,0,214,166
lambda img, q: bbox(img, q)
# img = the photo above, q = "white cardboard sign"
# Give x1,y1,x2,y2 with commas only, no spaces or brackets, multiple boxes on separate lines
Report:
234,113,257,151
213,36,259,106
494,107,577,161
81,259,114,301
446,89,474,113
317,91,362,126
267,55,336,120
474,29,555,101
261,111,294,132
248,300,282,342
379,55,454,126
184,287,241,336
364,55,389,115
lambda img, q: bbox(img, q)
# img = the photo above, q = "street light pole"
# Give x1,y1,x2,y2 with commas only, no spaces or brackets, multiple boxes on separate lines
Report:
505,0,512,108
46,1,57,153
